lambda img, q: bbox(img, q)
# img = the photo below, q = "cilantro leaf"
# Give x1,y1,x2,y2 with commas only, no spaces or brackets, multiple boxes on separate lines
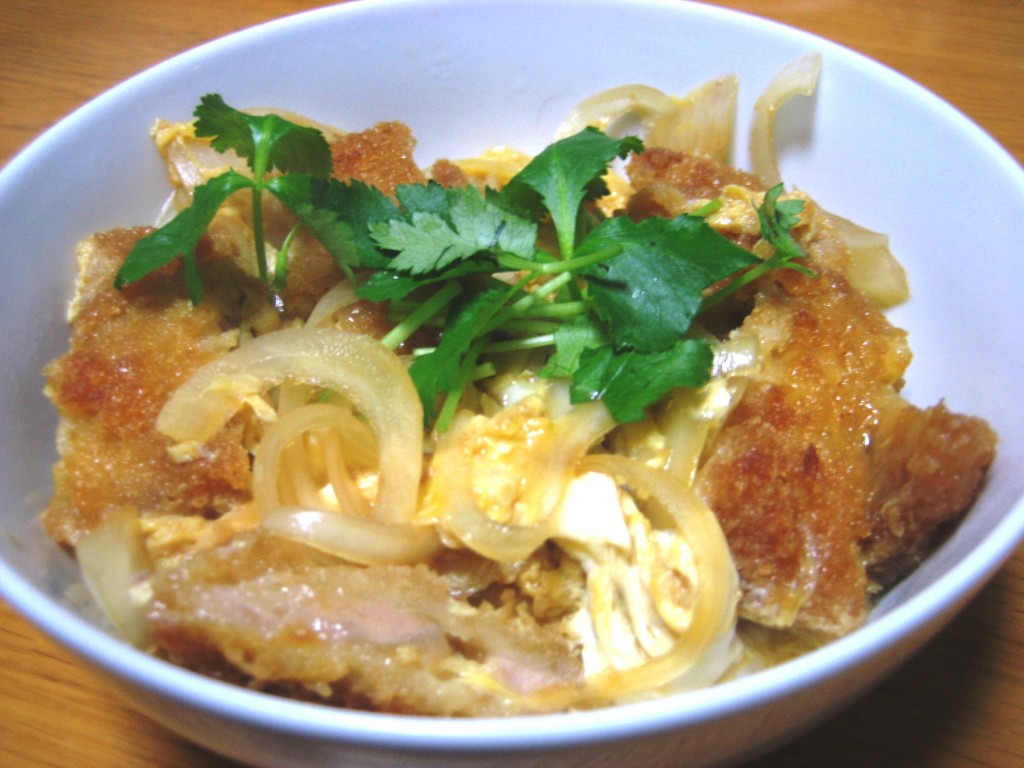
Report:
756,183,811,268
188,95,334,291
114,170,254,304
501,127,642,259
408,287,509,424
118,95,337,300
580,214,758,352
569,339,714,422
394,181,450,216
194,94,332,179
538,315,606,378
356,271,428,303
357,260,496,302
701,183,815,309
371,185,537,275
267,175,397,271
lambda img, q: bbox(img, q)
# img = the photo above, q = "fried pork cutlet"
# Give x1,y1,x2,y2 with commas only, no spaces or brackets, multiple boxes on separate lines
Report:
41,228,258,549
628,148,996,636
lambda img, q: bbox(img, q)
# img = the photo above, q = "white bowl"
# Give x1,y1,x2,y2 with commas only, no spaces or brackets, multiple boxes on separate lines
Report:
1,1,1022,766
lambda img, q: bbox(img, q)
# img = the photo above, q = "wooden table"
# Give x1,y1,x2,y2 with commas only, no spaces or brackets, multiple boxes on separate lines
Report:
1,1,1022,766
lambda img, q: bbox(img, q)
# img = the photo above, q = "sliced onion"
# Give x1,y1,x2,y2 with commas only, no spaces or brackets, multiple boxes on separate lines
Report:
556,84,677,139
556,77,738,163
304,281,361,328
646,75,739,162
75,508,153,648
575,455,739,698
827,211,910,308
435,401,615,563
153,107,341,205
252,402,378,518
152,120,246,204
662,335,759,483
262,508,441,566
158,327,423,523
750,53,822,186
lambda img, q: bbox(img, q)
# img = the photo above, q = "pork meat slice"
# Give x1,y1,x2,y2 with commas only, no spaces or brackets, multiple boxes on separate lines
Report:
148,531,583,716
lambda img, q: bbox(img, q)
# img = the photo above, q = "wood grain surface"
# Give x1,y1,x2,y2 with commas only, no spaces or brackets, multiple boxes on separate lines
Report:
1,1,1022,766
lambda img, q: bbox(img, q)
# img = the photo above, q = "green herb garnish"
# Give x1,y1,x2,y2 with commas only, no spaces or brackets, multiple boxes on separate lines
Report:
114,96,812,430
700,183,814,310
115,94,335,302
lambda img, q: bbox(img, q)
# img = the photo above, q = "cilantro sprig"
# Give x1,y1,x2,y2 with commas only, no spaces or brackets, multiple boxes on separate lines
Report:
114,96,812,431
115,94,335,302
700,183,814,310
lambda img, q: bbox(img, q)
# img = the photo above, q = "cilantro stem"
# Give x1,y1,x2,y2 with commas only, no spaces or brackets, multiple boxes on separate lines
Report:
471,361,497,381
494,252,559,273
435,338,487,433
391,310,555,336
496,244,621,277
484,333,555,354
700,243,815,311
499,319,561,335
272,221,302,292
246,118,275,287
408,326,557,357
479,270,573,338
557,244,622,274
379,280,462,350
690,198,724,217
514,300,590,320
251,189,269,285
526,270,575,302
699,265,758,311
700,185,814,311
